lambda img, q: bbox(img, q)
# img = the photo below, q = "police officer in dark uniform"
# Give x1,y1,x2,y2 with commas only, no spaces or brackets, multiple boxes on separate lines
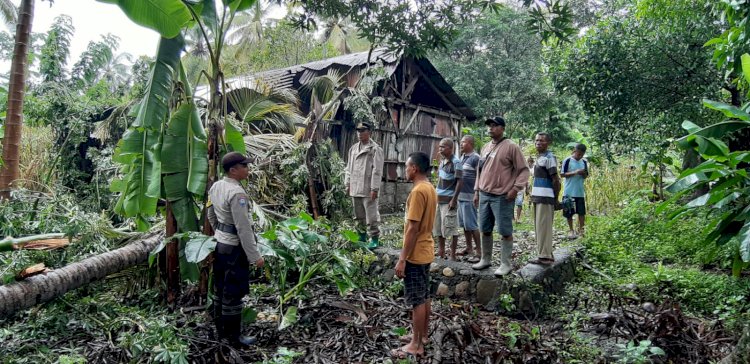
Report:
207,152,265,348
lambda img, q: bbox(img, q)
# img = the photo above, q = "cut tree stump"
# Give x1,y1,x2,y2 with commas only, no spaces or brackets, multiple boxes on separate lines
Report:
15,263,49,280
0,232,163,317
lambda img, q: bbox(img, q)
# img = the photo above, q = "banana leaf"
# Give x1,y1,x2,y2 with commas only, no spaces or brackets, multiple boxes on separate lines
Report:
98,0,191,39
111,36,185,221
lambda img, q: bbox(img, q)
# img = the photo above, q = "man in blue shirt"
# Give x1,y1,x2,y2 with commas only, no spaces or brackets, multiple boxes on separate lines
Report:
434,138,463,260
457,135,481,262
561,144,589,239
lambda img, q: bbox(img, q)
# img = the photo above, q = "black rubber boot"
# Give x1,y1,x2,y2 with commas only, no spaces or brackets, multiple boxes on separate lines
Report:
223,314,256,348
213,302,224,339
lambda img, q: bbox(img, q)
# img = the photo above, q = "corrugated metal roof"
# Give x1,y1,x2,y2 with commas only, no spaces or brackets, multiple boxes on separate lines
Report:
198,48,476,120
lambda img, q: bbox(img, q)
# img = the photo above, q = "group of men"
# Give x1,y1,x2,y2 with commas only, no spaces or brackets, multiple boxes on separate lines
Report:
205,117,589,357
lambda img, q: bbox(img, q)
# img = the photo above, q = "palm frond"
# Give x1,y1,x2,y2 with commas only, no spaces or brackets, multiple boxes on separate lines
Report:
0,0,17,30
227,82,303,135
301,69,346,105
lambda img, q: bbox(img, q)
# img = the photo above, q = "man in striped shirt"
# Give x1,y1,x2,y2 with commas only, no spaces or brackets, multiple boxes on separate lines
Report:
434,138,463,260
530,132,561,265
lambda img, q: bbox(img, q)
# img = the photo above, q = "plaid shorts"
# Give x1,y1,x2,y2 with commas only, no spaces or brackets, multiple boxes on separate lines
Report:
404,262,434,307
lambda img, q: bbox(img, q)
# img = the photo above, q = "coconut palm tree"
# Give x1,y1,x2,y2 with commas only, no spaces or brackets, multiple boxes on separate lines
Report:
0,0,17,31
321,17,353,55
0,0,33,199
225,0,271,58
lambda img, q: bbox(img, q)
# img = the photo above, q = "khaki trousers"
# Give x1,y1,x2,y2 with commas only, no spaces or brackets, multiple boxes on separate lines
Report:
533,203,554,259
352,196,380,237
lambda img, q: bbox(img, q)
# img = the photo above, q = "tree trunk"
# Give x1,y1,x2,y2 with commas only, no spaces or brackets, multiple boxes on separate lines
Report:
165,201,180,304
0,232,162,317
0,0,34,199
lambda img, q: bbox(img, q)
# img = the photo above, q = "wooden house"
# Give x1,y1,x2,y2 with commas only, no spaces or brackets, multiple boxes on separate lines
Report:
225,49,477,212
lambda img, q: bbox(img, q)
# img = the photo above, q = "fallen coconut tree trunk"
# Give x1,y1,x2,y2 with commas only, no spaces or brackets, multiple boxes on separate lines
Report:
0,232,163,317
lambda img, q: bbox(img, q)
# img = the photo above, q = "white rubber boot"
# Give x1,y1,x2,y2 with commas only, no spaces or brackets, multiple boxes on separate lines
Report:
494,239,513,276
471,234,493,270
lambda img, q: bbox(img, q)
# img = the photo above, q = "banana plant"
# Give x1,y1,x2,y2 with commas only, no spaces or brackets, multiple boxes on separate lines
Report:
104,0,261,299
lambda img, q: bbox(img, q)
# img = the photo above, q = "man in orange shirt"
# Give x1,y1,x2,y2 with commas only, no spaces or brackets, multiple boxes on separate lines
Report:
392,151,438,359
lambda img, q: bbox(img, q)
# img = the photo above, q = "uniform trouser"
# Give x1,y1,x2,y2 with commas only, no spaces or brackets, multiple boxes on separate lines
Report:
533,203,555,259
213,242,250,342
352,196,380,237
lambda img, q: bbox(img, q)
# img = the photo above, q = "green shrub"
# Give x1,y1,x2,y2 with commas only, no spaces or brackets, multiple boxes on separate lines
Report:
580,197,750,319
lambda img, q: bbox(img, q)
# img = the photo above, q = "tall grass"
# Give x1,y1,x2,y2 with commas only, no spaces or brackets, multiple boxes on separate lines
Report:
0,125,56,190
581,160,650,215
17,125,55,190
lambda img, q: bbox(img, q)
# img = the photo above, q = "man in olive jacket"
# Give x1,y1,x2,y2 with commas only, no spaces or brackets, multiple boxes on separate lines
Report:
345,121,384,249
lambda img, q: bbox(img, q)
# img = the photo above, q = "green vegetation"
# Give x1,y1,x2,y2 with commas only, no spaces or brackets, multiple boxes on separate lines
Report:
1,0,750,362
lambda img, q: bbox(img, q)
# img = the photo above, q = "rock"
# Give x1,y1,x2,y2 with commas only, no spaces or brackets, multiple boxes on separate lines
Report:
436,283,450,297
454,281,470,297
429,263,440,273
517,290,534,313
442,267,455,277
476,279,498,306
620,283,637,291
642,302,656,313
383,269,395,281
459,269,473,276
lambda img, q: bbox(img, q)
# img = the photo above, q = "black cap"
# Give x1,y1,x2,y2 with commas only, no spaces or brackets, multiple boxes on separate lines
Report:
221,152,252,171
485,116,506,127
355,122,372,130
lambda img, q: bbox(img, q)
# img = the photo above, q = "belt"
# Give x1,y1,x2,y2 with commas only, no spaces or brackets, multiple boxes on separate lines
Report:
216,222,237,235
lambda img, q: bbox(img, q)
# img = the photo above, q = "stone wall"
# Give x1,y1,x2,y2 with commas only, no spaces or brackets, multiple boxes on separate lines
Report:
368,246,580,315
379,181,413,213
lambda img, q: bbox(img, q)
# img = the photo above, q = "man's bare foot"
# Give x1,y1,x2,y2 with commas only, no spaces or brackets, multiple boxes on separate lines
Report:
390,343,424,359
399,334,429,345
436,249,445,259
448,254,457,261
458,248,473,256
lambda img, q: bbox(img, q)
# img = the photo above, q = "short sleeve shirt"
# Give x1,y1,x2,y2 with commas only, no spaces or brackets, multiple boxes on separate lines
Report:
530,151,558,205
435,155,462,203
404,181,438,264
562,157,587,198
459,152,479,201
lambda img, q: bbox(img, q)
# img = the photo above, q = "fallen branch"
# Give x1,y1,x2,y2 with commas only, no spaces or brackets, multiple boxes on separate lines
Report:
0,233,67,252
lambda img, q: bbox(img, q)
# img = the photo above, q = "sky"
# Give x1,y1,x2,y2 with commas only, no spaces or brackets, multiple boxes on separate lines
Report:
5,0,160,72
1,0,287,75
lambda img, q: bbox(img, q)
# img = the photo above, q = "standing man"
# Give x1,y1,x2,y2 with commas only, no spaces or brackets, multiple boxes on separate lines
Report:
434,138,463,260
472,116,530,276
457,135,481,262
344,121,384,249
207,152,265,348
561,143,589,239
530,132,561,265
392,152,437,359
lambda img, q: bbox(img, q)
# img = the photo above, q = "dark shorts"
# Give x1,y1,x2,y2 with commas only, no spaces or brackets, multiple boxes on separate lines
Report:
404,262,434,307
562,196,586,218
